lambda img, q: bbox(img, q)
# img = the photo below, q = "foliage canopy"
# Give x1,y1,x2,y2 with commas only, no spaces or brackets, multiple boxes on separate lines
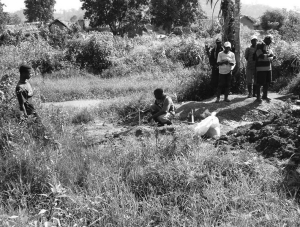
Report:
150,0,200,33
80,0,149,35
0,0,9,32
260,9,286,31
24,0,56,22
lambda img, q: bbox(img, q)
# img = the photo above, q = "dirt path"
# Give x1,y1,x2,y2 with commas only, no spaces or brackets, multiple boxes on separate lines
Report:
176,93,296,134
43,99,105,109
43,93,298,145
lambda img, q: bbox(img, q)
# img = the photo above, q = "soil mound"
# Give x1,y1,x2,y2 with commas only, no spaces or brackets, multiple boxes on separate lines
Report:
220,109,300,159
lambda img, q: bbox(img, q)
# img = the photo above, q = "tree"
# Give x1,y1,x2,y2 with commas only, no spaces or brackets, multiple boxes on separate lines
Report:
70,15,78,22
280,10,300,41
7,14,22,25
80,0,149,35
260,9,286,31
207,0,242,91
0,0,9,32
24,0,56,22
150,0,199,33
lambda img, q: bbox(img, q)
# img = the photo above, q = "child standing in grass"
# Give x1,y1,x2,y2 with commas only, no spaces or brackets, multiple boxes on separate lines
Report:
16,65,36,118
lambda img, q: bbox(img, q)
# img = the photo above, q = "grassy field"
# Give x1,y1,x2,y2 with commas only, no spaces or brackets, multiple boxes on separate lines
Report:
1,29,300,226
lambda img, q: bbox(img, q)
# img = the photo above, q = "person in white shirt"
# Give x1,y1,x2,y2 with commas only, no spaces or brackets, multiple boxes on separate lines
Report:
215,41,236,103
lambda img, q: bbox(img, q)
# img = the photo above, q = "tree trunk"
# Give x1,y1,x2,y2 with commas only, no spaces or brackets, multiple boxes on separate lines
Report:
233,0,241,88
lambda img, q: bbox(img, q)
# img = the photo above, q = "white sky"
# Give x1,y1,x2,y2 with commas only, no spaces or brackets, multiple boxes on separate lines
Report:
2,0,300,12
2,0,82,12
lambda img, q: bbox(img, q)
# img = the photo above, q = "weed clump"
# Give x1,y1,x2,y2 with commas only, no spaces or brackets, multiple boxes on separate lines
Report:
71,110,94,124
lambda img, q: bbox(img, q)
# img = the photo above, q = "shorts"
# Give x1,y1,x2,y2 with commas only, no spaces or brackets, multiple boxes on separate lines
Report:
256,71,272,85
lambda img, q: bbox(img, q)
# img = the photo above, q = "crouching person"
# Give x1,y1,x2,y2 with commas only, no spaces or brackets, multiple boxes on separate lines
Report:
147,88,175,126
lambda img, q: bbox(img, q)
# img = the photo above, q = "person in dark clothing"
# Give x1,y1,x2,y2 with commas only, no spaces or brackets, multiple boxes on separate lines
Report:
255,35,276,102
209,38,224,92
16,65,36,118
245,35,258,98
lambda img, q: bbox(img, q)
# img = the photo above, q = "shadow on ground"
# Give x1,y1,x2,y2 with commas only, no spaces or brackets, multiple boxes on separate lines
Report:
176,95,259,122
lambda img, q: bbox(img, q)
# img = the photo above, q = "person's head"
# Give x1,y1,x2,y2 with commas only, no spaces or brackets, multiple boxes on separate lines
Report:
154,88,165,100
250,35,258,46
216,38,222,48
19,65,33,81
224,42,231,53
264,35,273,45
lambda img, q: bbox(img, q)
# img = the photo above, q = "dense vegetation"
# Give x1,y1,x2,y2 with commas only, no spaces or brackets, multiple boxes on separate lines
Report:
1,2,300,226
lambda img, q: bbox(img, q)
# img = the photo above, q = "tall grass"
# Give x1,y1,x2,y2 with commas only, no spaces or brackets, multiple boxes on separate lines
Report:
2,27,300,227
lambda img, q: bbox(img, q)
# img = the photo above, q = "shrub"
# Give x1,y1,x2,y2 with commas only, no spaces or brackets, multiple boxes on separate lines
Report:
281,74,300,95
31,51,69,74
65,32,114,74
71,110,94,124
260,10,286,31
177,70,214,101
165,36,207,68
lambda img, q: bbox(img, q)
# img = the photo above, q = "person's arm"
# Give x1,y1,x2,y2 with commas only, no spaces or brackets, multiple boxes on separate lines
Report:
217,52,227,66
267,50,275,61
256,44,268,59
16,87,28,117
230,53,236,69
209,48,216,67
148,98,170,121
245,48,249,61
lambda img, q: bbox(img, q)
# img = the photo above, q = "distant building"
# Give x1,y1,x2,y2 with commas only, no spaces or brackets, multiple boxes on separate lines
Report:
241,15,261,30
49,19,71,32
77,19,90,31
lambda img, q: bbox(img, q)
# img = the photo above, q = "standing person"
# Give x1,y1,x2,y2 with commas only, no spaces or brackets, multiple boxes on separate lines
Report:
255,35,276,102
209,38,224,93
147,88,175,126
215,42,236,103
16,65,36,118
245,35,258,98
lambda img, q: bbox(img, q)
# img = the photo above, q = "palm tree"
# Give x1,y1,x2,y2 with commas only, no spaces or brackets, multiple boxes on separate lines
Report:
207,0,241,78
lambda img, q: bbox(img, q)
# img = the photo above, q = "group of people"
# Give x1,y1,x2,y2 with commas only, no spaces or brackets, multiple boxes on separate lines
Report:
16,35,276,127
209,34,276,102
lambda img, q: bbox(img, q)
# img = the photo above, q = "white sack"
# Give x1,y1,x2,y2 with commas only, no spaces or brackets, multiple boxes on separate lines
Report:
194,112,220,138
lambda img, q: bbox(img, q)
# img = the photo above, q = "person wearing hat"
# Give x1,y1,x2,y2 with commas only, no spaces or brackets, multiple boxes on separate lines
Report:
245,35,258,98
255,35,276,102
209,38,224,92
215,41,236,103
16,64,36,118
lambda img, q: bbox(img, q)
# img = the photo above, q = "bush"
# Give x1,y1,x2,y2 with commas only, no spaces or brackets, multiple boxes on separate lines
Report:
71,110,94,124
281,74,300,95
260,10,286,31
31,51,70,74
177,70,214,101
65,32,114,74
165,36,207,68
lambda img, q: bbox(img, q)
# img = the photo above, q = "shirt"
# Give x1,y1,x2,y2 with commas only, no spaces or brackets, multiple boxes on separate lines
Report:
155,96,175,114
217,51,236,74
16,81,35,115
255,42,274,72
245,46,256,70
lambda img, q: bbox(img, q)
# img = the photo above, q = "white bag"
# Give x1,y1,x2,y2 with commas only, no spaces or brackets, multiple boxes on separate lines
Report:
194,112,220,138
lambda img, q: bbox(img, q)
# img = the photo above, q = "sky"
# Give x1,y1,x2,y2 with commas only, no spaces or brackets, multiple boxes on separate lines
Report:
2,0,300,12
2,0,83,12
